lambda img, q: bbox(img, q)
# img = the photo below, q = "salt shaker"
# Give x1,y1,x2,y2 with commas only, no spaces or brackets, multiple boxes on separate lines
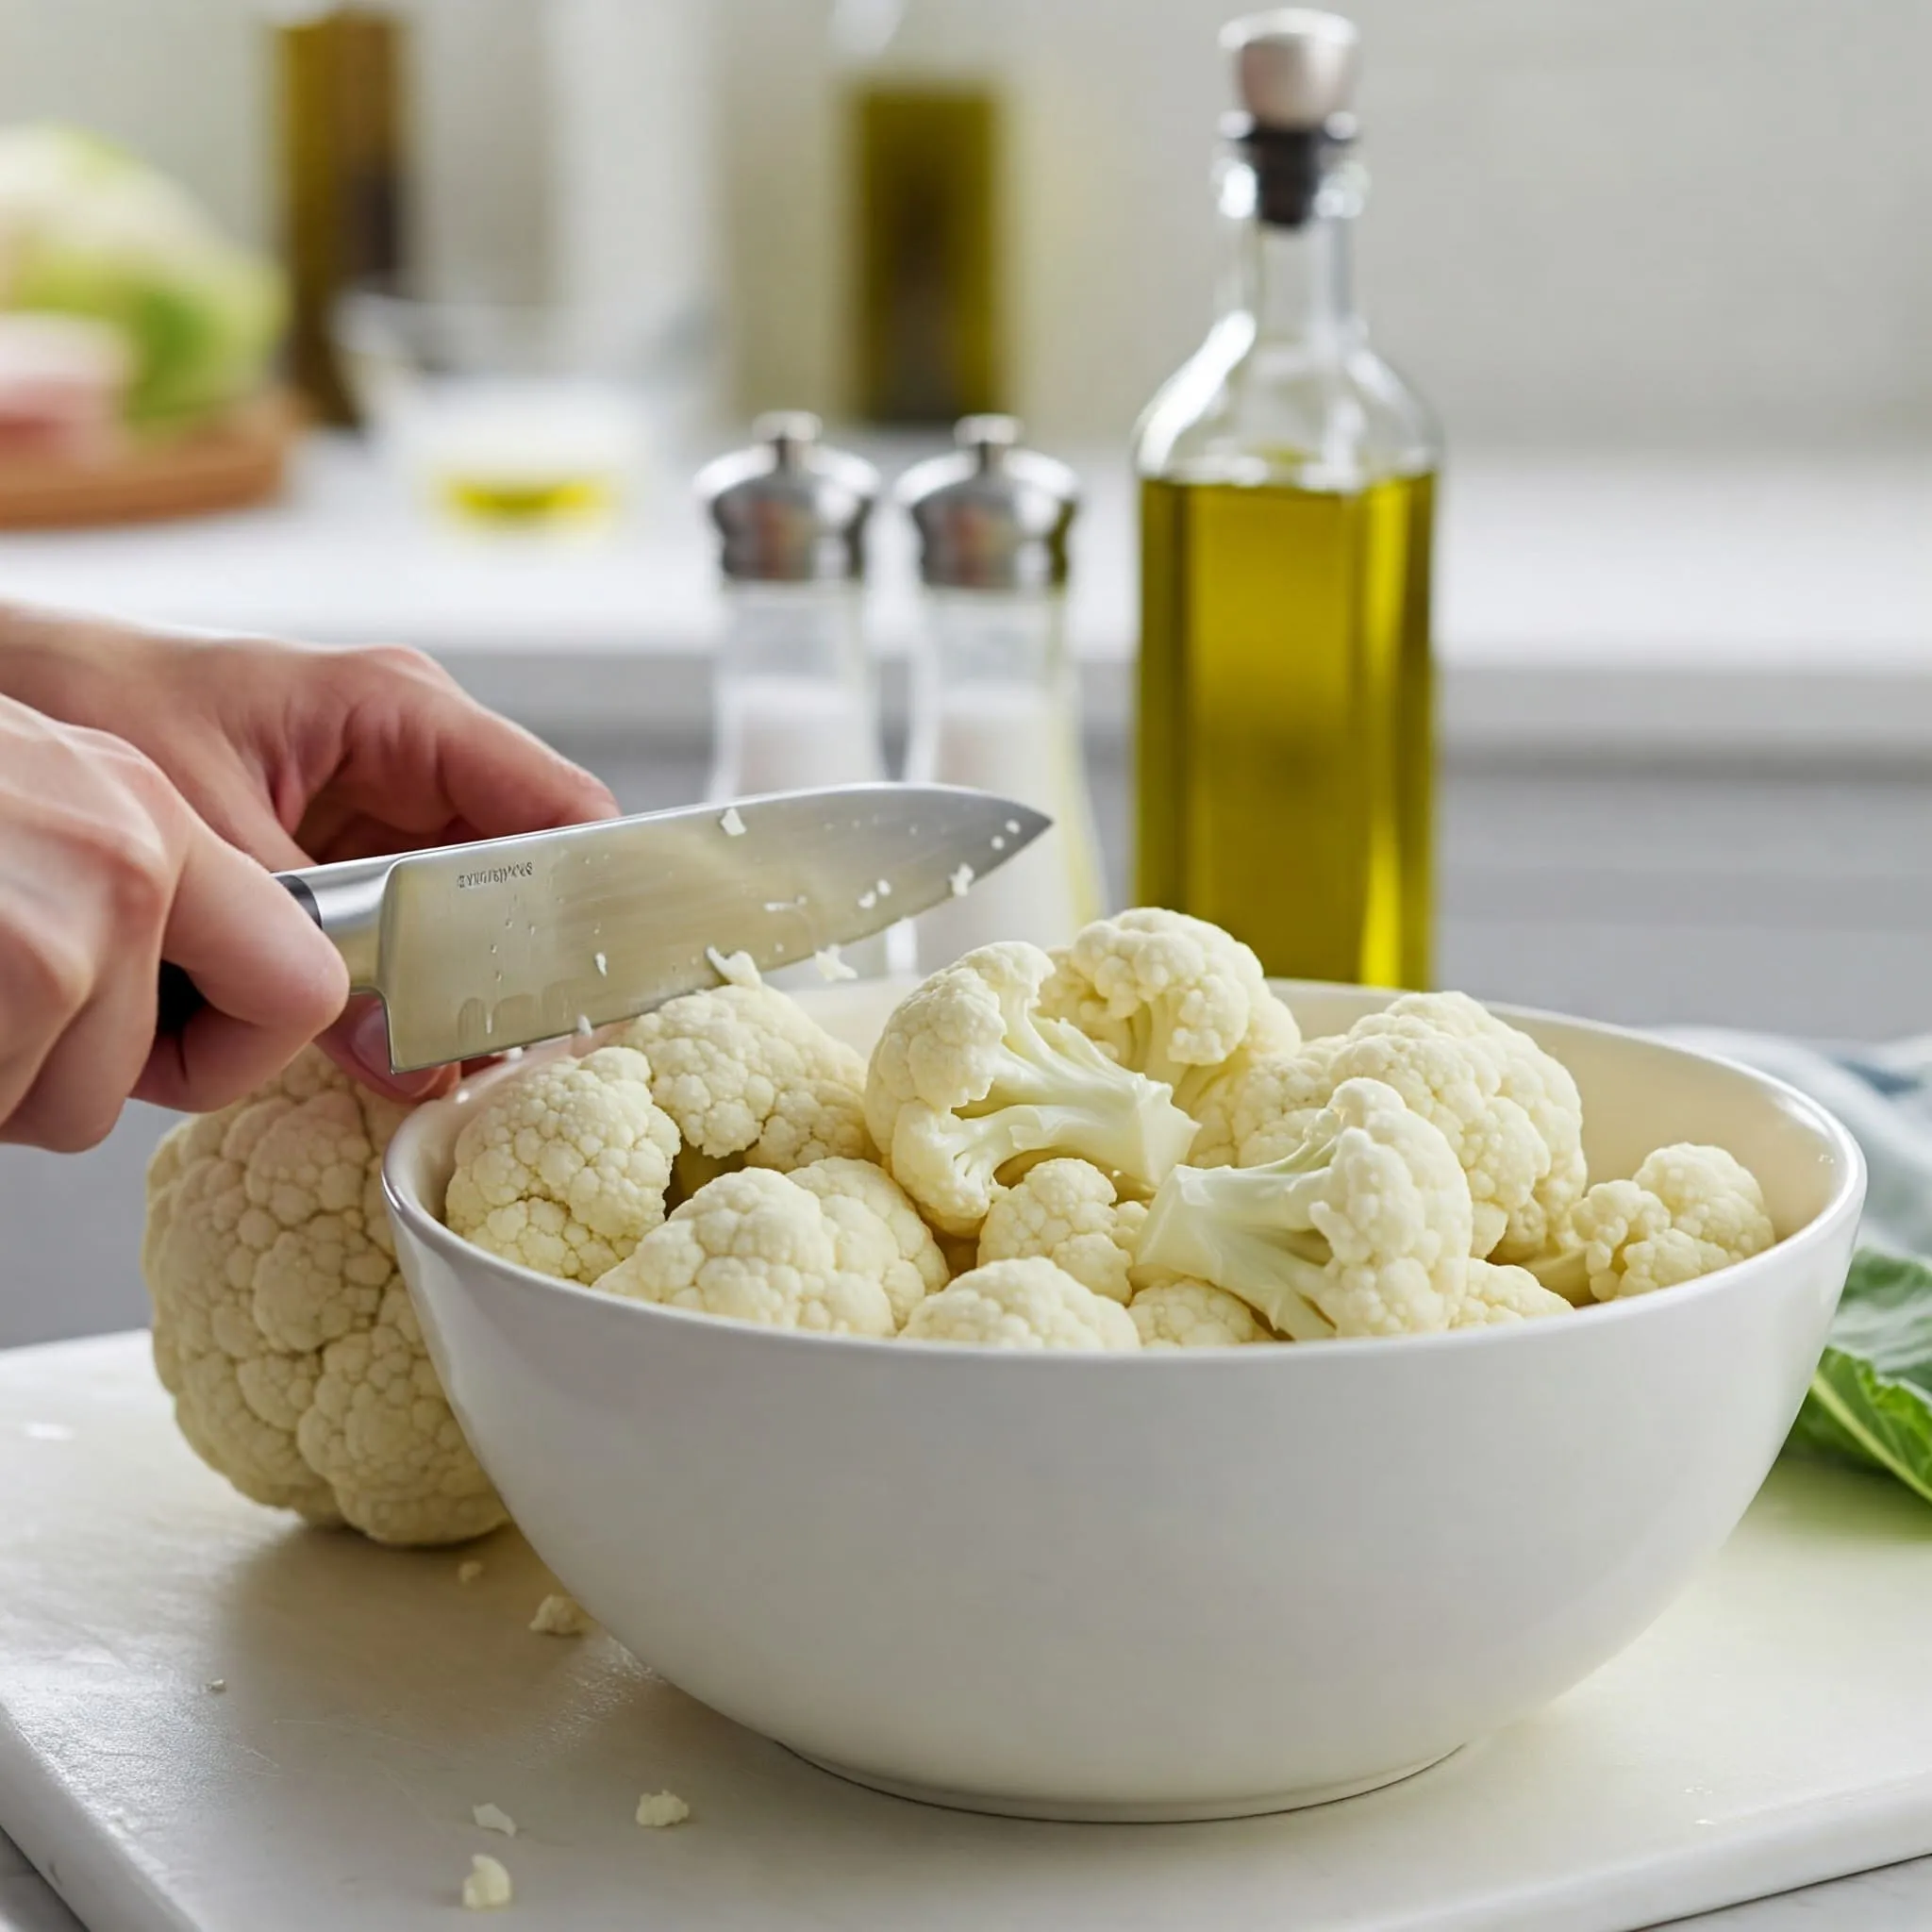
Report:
696,411,884,800
696,411,891,979
898,415,1107,965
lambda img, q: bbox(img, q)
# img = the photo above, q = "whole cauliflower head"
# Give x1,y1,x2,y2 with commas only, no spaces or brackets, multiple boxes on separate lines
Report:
1129,1278,1269,1348
444,1046,678,1283
625,984,873,1176
1135,1077,1474,1341
595,1168,895,1337
142,1047,504,1546
1452,1259,1574,1327
976,1158,1147,1304
900,1257,1141,1350
865,941,1199,1237
1041,908,1301,1111
1535,1143,1774,1304
785,1157,948,1329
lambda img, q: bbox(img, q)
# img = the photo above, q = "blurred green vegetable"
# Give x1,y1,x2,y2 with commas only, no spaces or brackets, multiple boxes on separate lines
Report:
0,125,283,425
1787,1248,1932,1506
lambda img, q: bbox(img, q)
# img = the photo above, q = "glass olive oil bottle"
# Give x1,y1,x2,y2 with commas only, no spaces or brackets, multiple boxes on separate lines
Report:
275,4,408,427
835,0,1002,424
1135,11,1439,987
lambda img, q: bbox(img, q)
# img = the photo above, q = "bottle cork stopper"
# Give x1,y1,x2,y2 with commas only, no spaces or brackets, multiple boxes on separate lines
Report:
1223,9,1359,132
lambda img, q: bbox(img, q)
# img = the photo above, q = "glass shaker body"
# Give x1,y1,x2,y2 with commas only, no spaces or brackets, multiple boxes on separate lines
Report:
904,586,1106,965
708,582,883,801
697,412,891,977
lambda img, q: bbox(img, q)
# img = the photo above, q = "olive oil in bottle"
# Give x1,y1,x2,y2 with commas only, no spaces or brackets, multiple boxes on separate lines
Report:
275,4,408,426
1134,12,1440,986
836,0,1003,424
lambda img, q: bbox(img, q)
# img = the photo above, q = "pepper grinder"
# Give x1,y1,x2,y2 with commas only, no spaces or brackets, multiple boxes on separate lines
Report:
898,415,1108,965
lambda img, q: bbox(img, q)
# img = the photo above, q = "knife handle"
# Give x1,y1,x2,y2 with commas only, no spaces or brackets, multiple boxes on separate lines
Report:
154,872,327,1038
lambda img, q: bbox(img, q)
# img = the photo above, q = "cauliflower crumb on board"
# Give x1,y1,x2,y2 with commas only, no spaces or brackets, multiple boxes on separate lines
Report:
529,1592,594,1637
706,945,762,990
813,944,859,983
636,1790,691,1828
458,1559,484,1585
472,1802,517,1837
205,1678,226,1693
462,1854,514,1910
719,806,747,837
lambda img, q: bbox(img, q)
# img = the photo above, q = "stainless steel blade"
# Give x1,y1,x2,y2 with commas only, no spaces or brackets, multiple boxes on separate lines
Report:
369,785,1051,1070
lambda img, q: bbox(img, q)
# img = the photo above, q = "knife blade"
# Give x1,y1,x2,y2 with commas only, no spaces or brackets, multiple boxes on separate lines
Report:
258,784,1048,1072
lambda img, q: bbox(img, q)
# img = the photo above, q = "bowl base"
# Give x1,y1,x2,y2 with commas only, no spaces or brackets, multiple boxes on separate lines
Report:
789,1747,1458,1823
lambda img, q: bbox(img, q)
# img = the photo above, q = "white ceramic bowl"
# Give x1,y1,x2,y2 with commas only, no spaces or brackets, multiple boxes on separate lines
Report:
384,985,1864,1822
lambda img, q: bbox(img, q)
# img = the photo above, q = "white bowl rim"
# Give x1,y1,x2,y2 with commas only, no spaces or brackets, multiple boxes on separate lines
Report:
381,991,1867,1368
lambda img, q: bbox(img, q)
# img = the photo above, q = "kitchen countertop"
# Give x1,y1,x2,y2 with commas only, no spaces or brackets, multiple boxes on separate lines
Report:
0,437,1925,758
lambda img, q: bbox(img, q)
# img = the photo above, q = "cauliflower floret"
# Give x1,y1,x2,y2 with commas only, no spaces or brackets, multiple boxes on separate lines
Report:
1234,1016,1548,1262
595,1168,895,1337
1181,992,1305,1165
1530,1143,1774,1304
1194,1032,1346,1170
1135,1077,1474,1340
1451,1259,1573,1327
1219,992,1583,1264
901,1257,1141,1350
1129,1278,1269,1348
865,941,1199,1238
444,1047,678,1283
625,984,872,1175
142,1046,504,1546
1380,992,1586,1260
298,1282,506,1545
785,1157,948,1328
1041,908,1301,1111
975,1158,1147,1304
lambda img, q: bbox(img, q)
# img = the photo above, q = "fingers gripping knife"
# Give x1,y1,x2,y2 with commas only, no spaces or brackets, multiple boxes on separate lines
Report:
156,784,1051,1073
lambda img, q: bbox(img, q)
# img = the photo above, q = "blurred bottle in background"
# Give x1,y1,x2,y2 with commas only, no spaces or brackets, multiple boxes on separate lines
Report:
900,415,1106,965
1134,11,1438,988
833,0,1002,425
274,0,407,425
277,0,715,532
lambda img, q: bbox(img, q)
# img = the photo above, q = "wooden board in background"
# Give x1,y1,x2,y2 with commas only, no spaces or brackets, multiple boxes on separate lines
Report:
0,392,298,529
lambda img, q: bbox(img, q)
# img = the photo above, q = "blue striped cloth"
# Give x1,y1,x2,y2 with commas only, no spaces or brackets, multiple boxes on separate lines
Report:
1658,1027,1932,1256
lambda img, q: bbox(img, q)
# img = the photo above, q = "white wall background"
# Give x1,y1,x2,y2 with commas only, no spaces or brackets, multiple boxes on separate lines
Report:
724,0,1932,448
1,0,1927,451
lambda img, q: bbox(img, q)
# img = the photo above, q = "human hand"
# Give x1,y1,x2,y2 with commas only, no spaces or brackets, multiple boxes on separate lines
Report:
0,605,616,1101
0,695,348,1150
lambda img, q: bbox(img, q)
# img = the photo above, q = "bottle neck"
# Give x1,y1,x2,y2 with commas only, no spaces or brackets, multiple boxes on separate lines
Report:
1219,150,1364,351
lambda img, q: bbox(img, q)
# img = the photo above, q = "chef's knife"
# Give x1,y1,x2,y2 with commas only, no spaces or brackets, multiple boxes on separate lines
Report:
158,784,1050,1073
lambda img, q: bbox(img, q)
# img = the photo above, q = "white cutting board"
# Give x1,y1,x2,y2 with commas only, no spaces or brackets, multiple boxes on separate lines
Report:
6,1335,1932,1932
